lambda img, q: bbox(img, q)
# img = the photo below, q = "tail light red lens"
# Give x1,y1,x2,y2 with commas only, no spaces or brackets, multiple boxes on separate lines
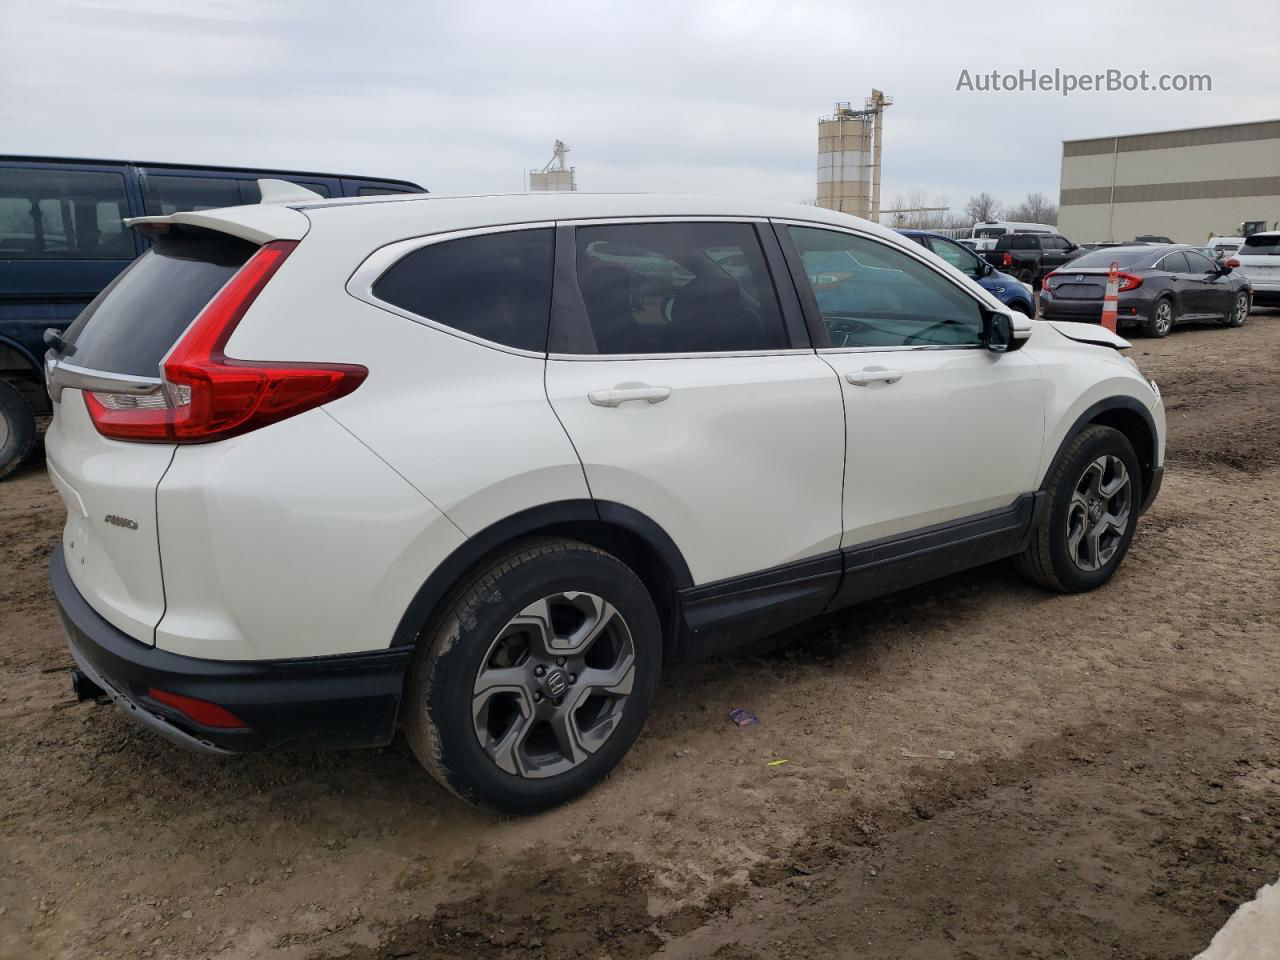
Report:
1002,253,1013,267
1226,257,1241,269
1042,272,1058,290
86,240,367,443
1116,272,1143,292
147,688,249,729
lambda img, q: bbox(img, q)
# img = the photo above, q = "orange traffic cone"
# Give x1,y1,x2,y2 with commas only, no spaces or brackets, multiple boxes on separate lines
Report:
1100,261,1119,333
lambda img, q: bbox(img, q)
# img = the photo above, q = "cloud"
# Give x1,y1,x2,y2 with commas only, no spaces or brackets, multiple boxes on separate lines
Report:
2,0,1276,214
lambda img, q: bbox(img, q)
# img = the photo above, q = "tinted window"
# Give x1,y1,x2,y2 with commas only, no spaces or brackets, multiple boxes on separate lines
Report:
58,229,255,377
974,227,1006,239
141,175,244,215
1159,252,1189,273
372,228,553,352
0,167,132,260
574,222,786,355
1184,250,1217,273
995,235,1039,250
926,236,982,274
789,226,983,348
1067,248,1154,269
1240,235,1280,255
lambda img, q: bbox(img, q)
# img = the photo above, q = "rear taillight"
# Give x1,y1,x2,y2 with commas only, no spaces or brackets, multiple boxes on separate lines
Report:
1001,253,1013,267
85,240,367,443
1226,257,1241,269
1042,272,1058,290
1116,272,1143,292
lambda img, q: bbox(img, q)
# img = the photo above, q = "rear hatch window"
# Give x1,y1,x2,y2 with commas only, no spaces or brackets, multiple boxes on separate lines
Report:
56,228,255,377
1238,235,1280,256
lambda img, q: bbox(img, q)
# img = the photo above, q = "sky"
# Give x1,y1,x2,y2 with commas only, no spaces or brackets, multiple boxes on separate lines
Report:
2,0,1277,218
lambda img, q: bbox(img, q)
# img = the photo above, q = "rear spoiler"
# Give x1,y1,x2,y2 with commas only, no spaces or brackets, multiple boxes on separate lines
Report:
123,179,313,245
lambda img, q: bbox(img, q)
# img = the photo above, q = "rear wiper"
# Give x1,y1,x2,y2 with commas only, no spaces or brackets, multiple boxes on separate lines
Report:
43,327,74,356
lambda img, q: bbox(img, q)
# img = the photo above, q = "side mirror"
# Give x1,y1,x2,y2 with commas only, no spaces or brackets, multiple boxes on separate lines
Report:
985,309,1032,353
980,261,994,276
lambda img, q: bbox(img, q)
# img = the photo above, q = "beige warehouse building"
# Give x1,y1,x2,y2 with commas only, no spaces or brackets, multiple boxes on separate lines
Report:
1058,119,1280,243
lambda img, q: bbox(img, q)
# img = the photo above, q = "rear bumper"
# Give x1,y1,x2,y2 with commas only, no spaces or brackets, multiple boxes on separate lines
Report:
1041,294,1152,323
50,545,410,753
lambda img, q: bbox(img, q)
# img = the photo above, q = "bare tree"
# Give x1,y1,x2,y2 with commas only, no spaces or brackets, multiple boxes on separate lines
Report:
964,192,1001,224
1005,192,1058,225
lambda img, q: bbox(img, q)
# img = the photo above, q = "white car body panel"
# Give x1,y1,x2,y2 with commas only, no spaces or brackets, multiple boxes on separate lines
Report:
546,353,845,584
154,409,466,660
44,391,174,644
821,347,1045,546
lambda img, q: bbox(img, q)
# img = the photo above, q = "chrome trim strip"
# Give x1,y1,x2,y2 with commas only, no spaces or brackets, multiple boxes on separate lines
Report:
45,356,163,403
548,348,814,362
817,344,985,355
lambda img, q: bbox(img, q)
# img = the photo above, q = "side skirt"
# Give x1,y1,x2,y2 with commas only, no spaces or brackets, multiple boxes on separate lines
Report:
673,494,1043,661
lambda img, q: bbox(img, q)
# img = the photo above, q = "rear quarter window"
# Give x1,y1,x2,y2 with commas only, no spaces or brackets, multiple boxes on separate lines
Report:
996,236,1039,250
371,228,554,353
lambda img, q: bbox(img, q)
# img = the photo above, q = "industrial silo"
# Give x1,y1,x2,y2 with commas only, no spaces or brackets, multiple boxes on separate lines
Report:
816,91,890,220
529,140,576,192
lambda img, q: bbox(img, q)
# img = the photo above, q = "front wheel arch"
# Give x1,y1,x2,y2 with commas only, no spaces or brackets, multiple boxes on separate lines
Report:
1044,398,1158,514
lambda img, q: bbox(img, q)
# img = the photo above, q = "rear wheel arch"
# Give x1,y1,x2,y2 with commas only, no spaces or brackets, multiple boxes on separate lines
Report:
392,500,691,659
0,337,49,415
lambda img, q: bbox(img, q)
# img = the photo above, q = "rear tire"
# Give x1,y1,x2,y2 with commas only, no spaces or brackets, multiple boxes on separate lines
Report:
403,538,661,812
0,380,36,481
1010,299,1034,317
1015,425,1141,594
1143,297,1174,338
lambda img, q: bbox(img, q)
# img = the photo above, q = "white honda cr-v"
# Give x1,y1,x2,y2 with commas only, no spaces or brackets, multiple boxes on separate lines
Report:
45,185,1165,811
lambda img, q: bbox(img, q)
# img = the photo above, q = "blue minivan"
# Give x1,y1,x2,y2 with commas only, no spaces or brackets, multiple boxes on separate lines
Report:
0,156,423,477
897,229,1035,318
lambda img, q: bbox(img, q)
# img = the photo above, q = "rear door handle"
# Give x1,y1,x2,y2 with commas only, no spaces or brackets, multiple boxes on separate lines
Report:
588,385,672,407
846,367,904,387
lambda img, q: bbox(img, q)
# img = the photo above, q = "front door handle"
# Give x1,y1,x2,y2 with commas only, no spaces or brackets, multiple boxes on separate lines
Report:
588,385,672,407
846,367,904,387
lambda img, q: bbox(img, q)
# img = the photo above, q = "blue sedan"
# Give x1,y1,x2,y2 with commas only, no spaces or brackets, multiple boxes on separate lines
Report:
897,229,1036,316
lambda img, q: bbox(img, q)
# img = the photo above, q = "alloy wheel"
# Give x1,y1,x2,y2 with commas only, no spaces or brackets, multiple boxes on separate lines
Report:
1154,301,1173,335
0,410,9,450
1234,294,1249,325
1065,455,1132,572
471,592,636,779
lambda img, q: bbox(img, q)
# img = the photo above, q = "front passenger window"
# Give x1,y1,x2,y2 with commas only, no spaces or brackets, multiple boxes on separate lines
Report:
788,226,984,348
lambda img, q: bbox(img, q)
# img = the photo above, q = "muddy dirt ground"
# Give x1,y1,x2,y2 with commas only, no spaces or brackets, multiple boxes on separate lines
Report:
2,313,1278,960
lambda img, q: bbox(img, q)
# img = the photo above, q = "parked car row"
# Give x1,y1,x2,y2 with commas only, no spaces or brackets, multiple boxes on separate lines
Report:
0,156,424,478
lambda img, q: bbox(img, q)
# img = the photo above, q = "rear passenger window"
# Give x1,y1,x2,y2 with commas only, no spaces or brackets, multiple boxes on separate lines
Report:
788,226,984,348
0,167,133,259
573,222,787,355
372,228,554,353
1160,252,1189,273
141,175,244,215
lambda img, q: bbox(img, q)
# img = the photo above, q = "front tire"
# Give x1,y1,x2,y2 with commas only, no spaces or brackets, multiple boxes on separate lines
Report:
403,538,662,812
1015,425,1141,593
0,379,36,481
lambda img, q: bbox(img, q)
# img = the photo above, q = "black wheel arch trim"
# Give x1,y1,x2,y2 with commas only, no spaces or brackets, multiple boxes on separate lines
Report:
1046,397,1161,513
391,499,694,648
